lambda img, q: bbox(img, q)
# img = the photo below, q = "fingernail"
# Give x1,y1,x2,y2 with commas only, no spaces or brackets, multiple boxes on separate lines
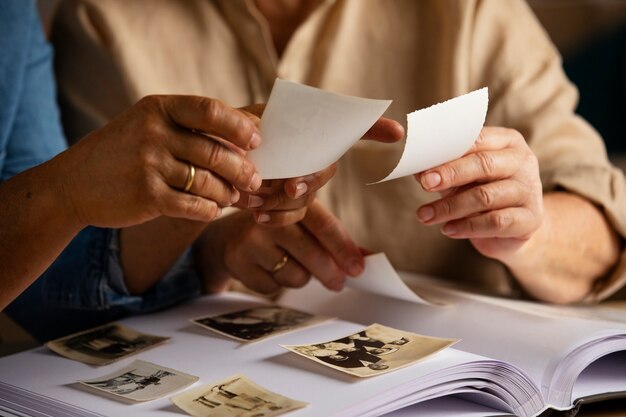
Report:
249,132,261,149
442,224,456,235
250,173,262,191
421,172,441,190
247,195,263,208
417,206,435,222
348,259,364,276
294,182,308,199
257,213,270,223
230,189,241,204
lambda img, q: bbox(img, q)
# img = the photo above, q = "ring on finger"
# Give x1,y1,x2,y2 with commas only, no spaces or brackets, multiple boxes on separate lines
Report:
271,254,290,273
183,163,196,192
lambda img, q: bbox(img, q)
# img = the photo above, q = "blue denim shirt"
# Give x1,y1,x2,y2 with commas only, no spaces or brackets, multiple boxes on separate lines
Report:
2,0,200,342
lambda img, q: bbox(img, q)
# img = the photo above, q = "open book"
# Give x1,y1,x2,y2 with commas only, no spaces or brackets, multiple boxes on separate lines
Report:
1,254,625,417
280,255,626,416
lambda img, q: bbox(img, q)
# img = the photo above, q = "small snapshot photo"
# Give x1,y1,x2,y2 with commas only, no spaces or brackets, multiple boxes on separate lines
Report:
282,323,457,378
191,305,329,343
46,323,169,366
79,360,198,402
171,374,308,417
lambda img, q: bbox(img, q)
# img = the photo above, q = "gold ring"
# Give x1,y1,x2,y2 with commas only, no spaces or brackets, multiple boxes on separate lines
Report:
271,254,289,273
183,163,196,192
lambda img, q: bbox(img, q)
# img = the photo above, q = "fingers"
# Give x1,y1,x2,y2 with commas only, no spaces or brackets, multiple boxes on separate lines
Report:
236,165,335,223
163,157,240,207
414,126,544,258
417,148,521,192
272,223,347,291
440,207,541,240
162,95,261,150
417,127,531,192
224,223,313,293
283,164,337,200
253,206,309,227
417,179,527,225
266,256,311,289
168,129,261,193
301,200,364,277
233,264,282,294
157,186,223,222
239,184,316,211
361,117,405,143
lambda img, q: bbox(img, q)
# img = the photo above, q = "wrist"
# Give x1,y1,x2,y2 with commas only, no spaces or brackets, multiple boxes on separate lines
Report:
47,147,89,231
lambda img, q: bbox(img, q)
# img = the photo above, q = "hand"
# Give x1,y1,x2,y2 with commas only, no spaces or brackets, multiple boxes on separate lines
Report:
415,127,543,261
56,95,262,228
236,104,406,226
195,200,364,294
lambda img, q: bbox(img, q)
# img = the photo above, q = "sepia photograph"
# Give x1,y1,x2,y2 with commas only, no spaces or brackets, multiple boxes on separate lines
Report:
79,360,198,402
283,323,457,377
171,374,308,417
46,323,170,365
191,305,329,342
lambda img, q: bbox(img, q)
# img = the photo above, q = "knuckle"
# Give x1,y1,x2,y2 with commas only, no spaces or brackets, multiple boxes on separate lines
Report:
476,186,495,209
194,169,212,192
442,164,461,187
476,129,489,146
235,159,255,188
438,198,454,217
206,142,226,169
234,113,255,141
202,98,225,123
205,201,221,220
491,212,513,230
476,152,496,176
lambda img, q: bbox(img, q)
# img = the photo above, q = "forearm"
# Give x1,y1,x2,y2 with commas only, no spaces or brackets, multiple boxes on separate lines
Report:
502,192,623,304
119,218,210,294
0,155,83,310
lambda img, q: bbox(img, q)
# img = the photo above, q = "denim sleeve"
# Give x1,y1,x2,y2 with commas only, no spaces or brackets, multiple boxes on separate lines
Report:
0,0,66,181
6,227,201,342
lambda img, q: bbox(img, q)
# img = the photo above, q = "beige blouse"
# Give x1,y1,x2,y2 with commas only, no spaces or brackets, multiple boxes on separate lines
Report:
51,0,626,301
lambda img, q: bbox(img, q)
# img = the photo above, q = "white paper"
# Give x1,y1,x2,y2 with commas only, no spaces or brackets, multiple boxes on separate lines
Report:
248,79,392,179
374,88,488,183
345,253,435,305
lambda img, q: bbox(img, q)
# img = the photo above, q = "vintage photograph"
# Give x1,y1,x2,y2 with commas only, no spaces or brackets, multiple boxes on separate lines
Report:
171,374,308,417
46,323,170,365
191,305,329,342
79,360,198,402
283,323,457,377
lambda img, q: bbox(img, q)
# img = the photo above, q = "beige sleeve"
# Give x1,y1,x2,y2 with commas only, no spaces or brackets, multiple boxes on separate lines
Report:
469,0,626,301
51,0,135,144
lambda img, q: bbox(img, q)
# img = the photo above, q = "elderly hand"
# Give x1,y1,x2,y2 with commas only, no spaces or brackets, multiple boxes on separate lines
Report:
236,105,405,227
415,127,543,262
57,95,262,228
195,199,363,294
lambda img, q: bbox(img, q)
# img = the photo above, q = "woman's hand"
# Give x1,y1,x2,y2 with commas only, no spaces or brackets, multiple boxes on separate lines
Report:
56,95,263,228
415,127,543,262
194,200,364,294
